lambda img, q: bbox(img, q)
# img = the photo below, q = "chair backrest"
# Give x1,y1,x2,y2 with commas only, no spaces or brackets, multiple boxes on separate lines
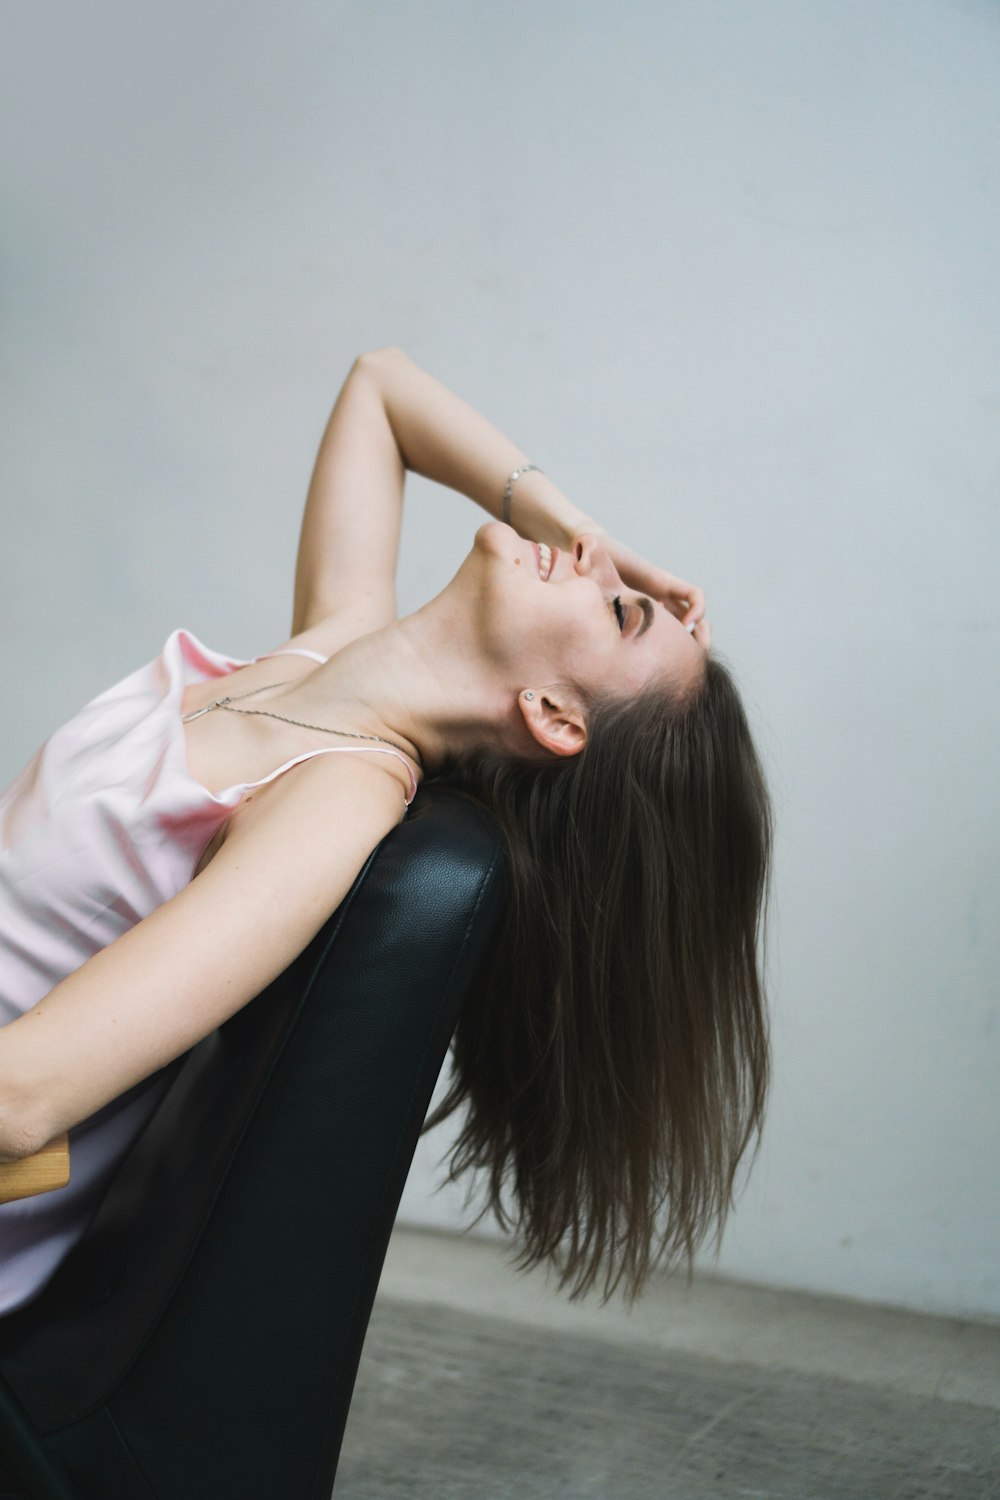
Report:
0,785,507,1499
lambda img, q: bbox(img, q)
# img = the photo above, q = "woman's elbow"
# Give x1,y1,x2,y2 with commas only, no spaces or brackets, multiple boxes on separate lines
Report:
356,345,407,374
0,1052,52,1160
0,1102,48,1162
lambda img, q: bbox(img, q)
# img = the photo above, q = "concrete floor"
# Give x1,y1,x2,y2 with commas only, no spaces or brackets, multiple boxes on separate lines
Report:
335,1226,1000,1499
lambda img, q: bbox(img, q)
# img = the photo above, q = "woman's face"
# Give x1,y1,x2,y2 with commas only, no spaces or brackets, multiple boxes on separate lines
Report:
465,522,706,705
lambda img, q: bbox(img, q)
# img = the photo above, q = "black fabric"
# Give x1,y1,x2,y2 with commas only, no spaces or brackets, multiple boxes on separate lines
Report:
0,786,506,1499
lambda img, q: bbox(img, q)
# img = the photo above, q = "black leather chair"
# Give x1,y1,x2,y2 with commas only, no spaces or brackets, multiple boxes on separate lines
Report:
0,786,506,1499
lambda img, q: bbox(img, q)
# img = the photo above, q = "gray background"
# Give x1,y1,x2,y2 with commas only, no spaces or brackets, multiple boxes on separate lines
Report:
2,0,997,1320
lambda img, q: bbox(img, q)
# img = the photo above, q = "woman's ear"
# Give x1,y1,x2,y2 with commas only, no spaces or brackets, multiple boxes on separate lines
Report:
518,687,587,758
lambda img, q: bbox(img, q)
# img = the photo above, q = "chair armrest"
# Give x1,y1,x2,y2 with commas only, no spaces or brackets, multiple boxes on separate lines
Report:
0,1133,71,1204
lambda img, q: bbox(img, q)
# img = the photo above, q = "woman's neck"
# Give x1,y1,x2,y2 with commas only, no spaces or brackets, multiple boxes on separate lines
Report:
266,604,513,779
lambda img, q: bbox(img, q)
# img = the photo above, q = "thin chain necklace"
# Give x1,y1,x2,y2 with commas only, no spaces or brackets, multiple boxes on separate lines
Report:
182,679,419,763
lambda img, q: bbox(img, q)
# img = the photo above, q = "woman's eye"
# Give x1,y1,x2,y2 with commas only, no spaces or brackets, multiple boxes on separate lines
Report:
612,594,626,631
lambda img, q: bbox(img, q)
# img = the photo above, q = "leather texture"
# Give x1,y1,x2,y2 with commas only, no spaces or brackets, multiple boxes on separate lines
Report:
0,786,506,1499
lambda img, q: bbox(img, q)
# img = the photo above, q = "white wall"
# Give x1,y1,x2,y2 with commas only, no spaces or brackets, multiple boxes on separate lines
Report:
2,0,997,1321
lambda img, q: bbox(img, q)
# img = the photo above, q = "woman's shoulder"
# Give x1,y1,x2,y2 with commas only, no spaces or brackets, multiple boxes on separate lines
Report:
199,744,411,878
258,606,388,665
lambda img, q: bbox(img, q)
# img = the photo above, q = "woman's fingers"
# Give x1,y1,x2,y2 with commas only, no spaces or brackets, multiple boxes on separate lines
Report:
621,558,702,619
674,581,705,628
692,616,712,651
591,529,708,635
658,578,705,628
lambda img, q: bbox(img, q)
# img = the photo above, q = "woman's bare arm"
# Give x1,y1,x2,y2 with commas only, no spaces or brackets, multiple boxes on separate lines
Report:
291,357,407,637
289,347,706,653
362,346,592,550
361,351,716,631
290,349,595,643
0,754,405,1158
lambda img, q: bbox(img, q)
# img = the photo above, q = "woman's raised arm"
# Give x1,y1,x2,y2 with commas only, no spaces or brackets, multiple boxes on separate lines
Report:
291,346,707,648
362,346,591,552
291,356,408,637
0,754,405,1161
360,349,708,633
290,347,592,645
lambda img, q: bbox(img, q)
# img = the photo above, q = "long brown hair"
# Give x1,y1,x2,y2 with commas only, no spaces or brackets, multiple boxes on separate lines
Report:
421,652,773,1305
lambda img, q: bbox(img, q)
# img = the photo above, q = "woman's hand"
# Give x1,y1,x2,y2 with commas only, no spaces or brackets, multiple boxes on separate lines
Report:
581,521,712,650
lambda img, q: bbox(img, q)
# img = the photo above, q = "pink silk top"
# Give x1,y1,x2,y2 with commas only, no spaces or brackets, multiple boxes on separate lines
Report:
0,626,418,1316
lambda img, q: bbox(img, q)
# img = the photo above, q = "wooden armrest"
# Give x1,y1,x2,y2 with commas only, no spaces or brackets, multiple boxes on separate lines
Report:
0,1133,71,1204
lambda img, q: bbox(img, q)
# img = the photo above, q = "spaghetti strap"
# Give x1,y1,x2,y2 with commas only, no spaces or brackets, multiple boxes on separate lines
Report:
254,647,330,665
240,744,419,806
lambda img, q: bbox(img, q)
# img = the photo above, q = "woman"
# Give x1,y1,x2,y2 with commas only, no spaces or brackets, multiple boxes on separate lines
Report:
0,346,770,1315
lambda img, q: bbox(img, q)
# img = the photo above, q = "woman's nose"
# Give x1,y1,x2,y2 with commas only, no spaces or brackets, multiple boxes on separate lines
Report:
572,533,600,573
572,533,619,585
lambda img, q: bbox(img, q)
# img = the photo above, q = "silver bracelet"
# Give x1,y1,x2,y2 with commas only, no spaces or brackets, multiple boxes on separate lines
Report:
502,463,544,527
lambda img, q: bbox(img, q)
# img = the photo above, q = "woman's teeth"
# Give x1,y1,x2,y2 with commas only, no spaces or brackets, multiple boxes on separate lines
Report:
537,542,552,581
